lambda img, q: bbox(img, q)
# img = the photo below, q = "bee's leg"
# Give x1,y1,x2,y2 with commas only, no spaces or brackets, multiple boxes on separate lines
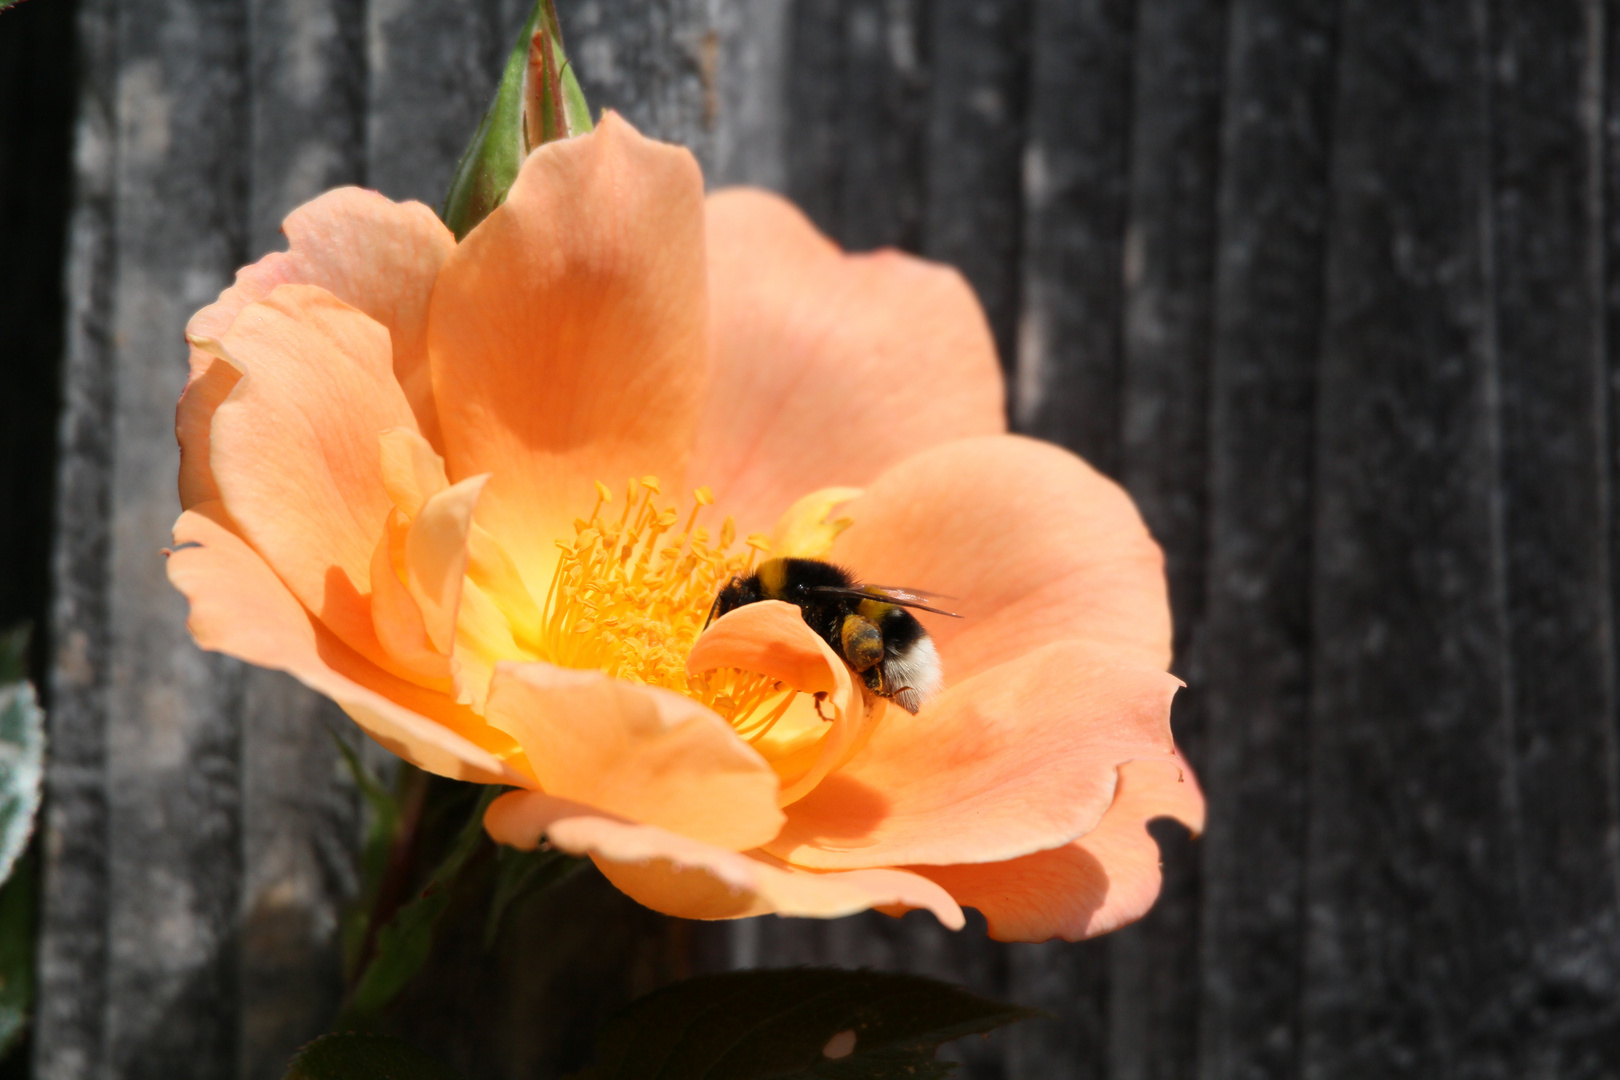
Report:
840,614,885,673
813,691,833,721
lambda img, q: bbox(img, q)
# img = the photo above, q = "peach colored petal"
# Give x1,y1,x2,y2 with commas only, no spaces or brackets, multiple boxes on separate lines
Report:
483,663,783,851
275,189,455,446
428,112,709,595
484,793,963,926
918,757,1204,943
404,474,488,654
168,503,527,785
378,426,450,516
686,601,880,805
208,285,418,665
368,513,454,684
179,189,454,508
833,434,1171,679
690,188,1006,535
767,640,1181,870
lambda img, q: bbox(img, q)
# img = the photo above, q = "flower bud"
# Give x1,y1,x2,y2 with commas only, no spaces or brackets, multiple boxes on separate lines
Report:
441,0,592,240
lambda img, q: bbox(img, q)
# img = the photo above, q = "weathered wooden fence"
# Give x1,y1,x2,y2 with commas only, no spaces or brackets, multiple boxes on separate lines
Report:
5,0,1620,1077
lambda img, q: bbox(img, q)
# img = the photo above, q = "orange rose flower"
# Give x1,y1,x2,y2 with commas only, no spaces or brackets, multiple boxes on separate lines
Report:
167,113,1202,942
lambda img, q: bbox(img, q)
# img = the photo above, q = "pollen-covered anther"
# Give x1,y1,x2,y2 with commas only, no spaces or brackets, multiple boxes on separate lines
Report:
538,477,791,733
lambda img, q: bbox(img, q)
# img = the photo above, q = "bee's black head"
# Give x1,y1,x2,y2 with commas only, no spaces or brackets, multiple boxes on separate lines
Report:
706,572,762,626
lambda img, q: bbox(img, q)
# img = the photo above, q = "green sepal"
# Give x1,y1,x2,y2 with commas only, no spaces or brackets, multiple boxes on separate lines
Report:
441,0,593,241
283,1033,463,1080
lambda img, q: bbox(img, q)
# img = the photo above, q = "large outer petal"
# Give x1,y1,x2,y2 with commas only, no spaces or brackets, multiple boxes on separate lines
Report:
918,758,1205,942
428,113,709,594
208,285,417,663
690,189,1007,535
483,663,783,851
485,793,963,927
167,503,527,785
179,188,453,508
767,640,1181,869
833,434,1172,678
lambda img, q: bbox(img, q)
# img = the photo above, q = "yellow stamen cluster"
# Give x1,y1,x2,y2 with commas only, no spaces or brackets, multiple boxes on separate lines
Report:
537,476,799,740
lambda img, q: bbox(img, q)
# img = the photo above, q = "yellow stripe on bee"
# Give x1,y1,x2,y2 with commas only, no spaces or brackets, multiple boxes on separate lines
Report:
856,598,894,620
758,557,789,598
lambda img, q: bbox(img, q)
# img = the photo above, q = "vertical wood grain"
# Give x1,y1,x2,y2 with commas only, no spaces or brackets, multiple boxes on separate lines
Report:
1303,1,1521,1074
922,0,1030,369
37,0,117,1074
561,0,719,170
791,0,931,250
1490,0,1620,1067
1011,0,1136,477
712,0,793,189
102,0,250,1075
366,0,513,207
1196,2,1337,1079
1112,0,1227,1077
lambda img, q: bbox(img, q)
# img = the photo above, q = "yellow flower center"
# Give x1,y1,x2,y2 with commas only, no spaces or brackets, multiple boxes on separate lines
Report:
534,476,801,743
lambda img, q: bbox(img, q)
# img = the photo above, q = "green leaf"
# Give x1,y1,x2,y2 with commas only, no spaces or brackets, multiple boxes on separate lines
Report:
0,628,45,886
565,968,1042,1080
283,1032,463,1080
441,0,592,240
340,787,499,1023
0,850,37,1058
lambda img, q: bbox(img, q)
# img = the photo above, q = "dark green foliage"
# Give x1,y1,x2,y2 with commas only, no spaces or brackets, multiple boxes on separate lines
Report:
566,968,1039,1080
283,1032,463,1080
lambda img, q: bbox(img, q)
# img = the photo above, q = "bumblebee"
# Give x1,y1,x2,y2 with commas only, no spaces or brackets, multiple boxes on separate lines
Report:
706,557,958,714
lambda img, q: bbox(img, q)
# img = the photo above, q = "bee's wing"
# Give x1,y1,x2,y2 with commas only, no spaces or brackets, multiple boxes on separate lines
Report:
859,584,958,601
805,585,963,618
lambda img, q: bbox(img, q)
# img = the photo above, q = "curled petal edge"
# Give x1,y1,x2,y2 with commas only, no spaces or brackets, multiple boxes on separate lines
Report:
917,757,1205,943
485,791,964,928
687,600,882,805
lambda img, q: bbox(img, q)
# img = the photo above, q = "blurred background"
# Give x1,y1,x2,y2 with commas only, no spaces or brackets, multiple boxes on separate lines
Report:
5,0,1620,1077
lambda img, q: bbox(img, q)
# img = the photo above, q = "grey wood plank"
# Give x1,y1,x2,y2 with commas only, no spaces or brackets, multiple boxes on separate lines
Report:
1004,941,1110,1080
366,0,515,206
1011,0,1136,478
1112,0,1228,1076
922,0,1030,371
781,0,846,234
1004,9,1139,1059
1195,2,1338,1079
238,3,369,1075
1490,0,1620,1068
790,0,931,251
712,0,793,190
561,0,719,170
1303,1,1522,1075
100,0,253,1076
37,0,118,1075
